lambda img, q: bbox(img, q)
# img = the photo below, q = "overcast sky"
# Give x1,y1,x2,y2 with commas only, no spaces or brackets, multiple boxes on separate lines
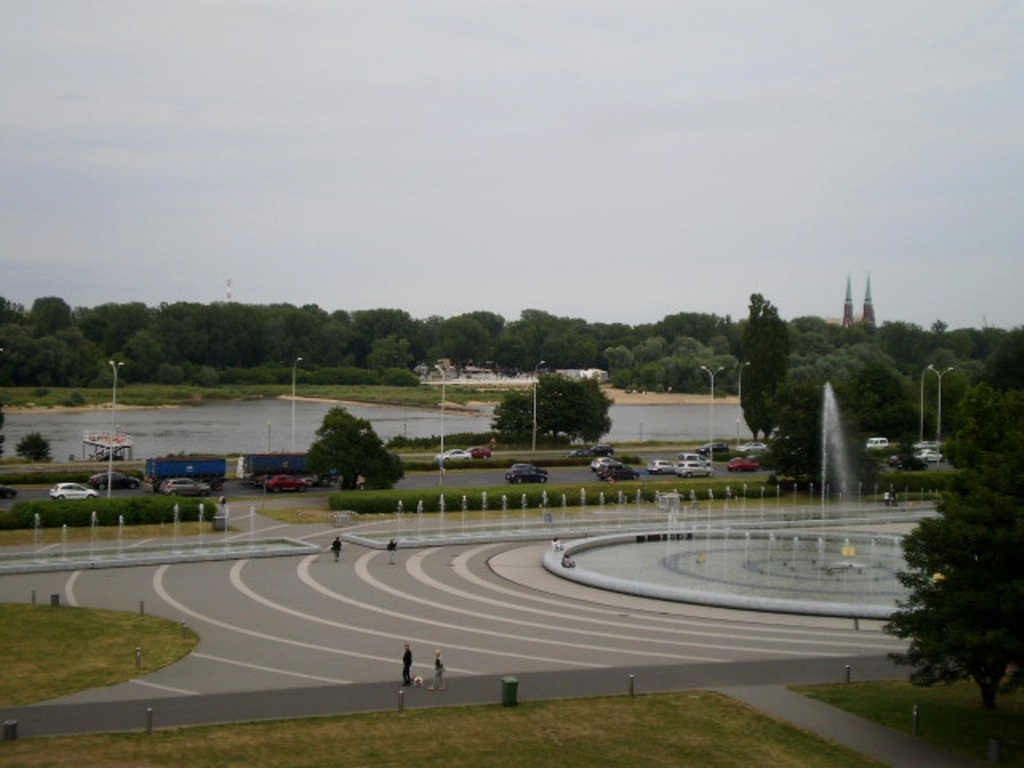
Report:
2,2,1021,331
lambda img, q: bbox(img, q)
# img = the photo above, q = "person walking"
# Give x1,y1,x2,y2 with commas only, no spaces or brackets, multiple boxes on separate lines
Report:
402,643,413,687
428,649,446,691
387,538,398,564
330,537,342,562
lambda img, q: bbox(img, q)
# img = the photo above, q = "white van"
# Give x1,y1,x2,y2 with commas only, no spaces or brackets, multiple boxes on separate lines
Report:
865,437,889,449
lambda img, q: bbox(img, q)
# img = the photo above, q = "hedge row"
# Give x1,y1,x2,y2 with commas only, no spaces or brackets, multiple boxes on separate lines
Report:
1,496,221,530
0,470,145,487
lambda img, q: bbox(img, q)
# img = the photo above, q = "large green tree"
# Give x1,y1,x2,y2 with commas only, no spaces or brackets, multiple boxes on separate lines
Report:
492,375,612,444
741,294,789,439
307,407,404,490
885,384,1024,709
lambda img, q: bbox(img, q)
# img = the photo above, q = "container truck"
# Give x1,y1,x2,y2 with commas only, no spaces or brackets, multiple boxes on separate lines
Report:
145,457,227,492
236,453,336,487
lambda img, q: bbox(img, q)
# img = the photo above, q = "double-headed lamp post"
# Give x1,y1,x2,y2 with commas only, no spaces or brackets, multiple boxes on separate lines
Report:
919,365,933,444
107,360,123,499
531,360,546,454
436,365,447,487
291,357,302,453
934,366,955,448
700,365,724,454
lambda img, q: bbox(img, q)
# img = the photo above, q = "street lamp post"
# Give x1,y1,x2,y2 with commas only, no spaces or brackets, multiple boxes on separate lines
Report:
935,366,955,448
700,365,724,456
736,361,750,446
436,365,447,487
106,360,123,499
920,365,934,444
531,360,546,454
290,357,302,453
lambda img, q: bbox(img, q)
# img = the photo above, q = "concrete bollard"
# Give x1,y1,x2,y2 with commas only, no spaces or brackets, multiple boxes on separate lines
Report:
987,738,1001,762
146,707,153,734
135,647,142,671
31,589,36,606
50,593,60,607
844,664,851,684
3,720,17,741
139,600,145,616
912,704,919,736
629,673,635,697
181,621,188,640
398,689,405,715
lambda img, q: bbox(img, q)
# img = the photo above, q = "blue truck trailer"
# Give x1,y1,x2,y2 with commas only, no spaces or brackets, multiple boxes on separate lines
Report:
236,453,335,486
145,457,227,492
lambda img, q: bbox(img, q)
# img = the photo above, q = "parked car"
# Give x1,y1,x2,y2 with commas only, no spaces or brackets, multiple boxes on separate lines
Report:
48,483,98,500
504,463,549,484
597,464,639,482
865,437,889,449
676,452,710,466
160,477,212,496
566,448,594,458
727,456,761,472
912,440,938,451
736,441,768,454
888,454,926,471
915,449,945,463
645,459,677,475
469,446,493,459
263,474,307,492
590,456,618,472
0,484,18,499
590,444,615,456
675,461,714,478
88,471,141,490
696,442,729,456
435,449,473,463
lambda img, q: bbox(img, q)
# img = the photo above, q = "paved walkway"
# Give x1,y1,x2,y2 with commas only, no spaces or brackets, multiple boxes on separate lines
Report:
0,510,983,766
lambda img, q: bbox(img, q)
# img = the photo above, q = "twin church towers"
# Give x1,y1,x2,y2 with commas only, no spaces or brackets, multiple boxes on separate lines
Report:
842,275,875,328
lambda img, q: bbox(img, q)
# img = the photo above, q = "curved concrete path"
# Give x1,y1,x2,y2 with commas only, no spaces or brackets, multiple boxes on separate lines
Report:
0,513,980,766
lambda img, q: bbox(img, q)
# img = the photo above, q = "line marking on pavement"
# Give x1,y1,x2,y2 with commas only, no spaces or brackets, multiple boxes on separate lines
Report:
354,549,718,664
128,679,200,695
192,652,349,685
152,564,355,681
297,553,603,669
64,570,81,607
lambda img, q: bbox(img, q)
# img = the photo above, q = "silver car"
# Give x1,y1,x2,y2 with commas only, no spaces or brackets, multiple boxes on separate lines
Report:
48,482,98,500
675,461,714,478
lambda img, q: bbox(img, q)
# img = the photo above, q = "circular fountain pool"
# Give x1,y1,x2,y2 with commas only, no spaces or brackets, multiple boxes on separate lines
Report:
547,529,908,618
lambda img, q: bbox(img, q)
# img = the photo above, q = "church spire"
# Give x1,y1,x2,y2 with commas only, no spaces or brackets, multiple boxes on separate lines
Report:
862,274,876,327
842,274,854,327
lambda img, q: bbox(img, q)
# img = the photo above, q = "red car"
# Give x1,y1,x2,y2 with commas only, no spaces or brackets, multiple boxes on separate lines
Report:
727,456,760,472
263,474,307,492
469,446,493,459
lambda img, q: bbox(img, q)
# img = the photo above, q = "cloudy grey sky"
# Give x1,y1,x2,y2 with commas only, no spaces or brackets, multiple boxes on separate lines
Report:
2,2,1021,330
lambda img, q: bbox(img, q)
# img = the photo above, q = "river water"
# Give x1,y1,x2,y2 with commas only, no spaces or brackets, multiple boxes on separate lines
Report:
3,399,744,462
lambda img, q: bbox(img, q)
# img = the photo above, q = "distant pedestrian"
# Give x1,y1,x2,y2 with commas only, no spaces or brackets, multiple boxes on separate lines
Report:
330,537,342,562
428,649,446,691
387,539,398,564
402,643,413,687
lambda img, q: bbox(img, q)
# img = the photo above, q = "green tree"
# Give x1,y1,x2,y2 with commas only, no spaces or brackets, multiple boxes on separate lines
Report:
769,379,822,482
490,389,533,442
0,401,5,457
885,385,1024,709
492,375,612,445
834,361,916,440
741,294,789,439
366,335,413,372
307,407,404,490
16,431,51,462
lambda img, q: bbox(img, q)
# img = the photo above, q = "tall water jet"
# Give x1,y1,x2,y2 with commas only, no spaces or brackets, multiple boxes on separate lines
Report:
821,382,854,507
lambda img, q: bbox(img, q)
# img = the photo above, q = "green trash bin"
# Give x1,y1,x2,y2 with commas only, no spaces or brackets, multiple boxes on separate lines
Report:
501,676,519,707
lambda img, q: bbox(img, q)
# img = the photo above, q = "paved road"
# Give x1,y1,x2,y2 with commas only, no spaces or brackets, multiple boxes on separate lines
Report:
0,510,981,766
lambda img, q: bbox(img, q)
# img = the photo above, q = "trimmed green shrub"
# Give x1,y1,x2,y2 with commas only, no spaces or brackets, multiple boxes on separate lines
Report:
5,496,220,529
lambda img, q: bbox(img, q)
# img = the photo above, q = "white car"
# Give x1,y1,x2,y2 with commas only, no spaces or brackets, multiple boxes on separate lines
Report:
590,456,618,472
865,437,889,449
48,482,98,500
737,441,768,453
645,460,677,475
915,449,945,463
675,461,714,478
435,449,473,463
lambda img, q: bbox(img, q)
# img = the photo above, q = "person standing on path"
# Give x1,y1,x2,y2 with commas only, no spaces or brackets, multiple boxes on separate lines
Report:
428,649,446,691
330,537,342,562
402,644,413,687
387,539,397,564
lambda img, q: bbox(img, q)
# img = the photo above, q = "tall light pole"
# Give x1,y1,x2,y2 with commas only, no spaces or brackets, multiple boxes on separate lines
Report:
531,360,546,453
290,357,302,453
920,365,934,444
700,365,724,456
935,366,955,448
736,361,750,446
436,365,447,486
106,360,123,499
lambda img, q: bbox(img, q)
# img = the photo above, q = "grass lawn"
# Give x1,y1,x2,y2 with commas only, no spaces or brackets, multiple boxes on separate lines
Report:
0,604,197,706
0,691,887,768
796,680,1024,766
